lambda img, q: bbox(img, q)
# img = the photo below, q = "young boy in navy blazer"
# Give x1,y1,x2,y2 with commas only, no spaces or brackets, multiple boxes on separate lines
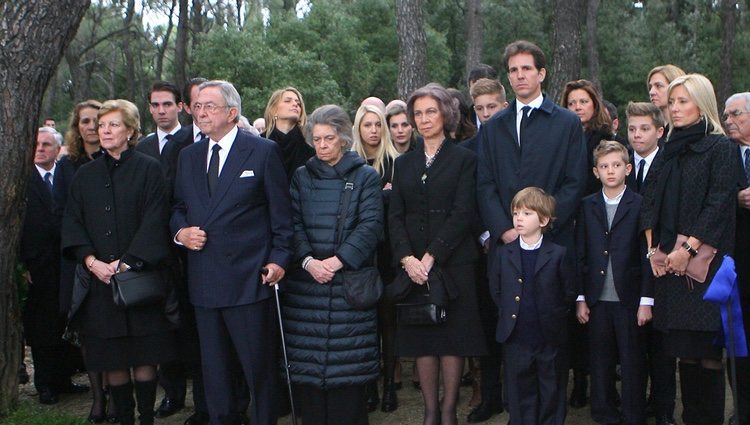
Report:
490,187,575,425
576,140,653,425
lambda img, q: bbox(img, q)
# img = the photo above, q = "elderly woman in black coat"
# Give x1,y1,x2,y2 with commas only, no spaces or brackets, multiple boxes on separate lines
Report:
642,74,737,425
62,99,176,425
389,83,486,425
281,104,384,425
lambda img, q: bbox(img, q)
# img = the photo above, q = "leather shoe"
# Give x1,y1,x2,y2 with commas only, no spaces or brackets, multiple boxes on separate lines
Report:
655,414,677,425
58,382,90,394
154,397,185,418
38,387,59,405
467,401,504,423
183,412,209,425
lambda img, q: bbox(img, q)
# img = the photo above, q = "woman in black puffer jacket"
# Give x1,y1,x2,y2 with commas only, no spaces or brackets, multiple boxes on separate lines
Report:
282,104,384,425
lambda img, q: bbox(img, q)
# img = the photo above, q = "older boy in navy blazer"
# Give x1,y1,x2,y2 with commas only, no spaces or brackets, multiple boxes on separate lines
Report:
490,187,575,425
576,140,653,425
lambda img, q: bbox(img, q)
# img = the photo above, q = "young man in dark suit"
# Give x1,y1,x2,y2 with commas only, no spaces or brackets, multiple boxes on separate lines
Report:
576,141,652,425
625,102,678,425
490,187,575,425
724,92,750,425
171,80,293,425
21,128,88,404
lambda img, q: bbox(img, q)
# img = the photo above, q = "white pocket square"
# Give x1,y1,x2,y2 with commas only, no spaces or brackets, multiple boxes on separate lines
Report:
240,170,255,178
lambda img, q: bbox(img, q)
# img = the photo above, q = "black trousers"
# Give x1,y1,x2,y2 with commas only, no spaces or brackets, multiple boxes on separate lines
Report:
588,302,646,425
299,384,368,425
194,300,276,425
30,343,75,390
646,324,676,418
504,341,567,425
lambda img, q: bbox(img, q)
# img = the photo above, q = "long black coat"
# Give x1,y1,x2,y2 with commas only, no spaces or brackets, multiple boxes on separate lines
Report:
20,170,66,346
477,95,587,250
61,149,174,338
735,144,750,350
282,151,383,389
641,133,738,332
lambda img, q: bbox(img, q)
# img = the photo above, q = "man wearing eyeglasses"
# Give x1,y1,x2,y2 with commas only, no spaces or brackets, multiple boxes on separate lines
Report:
723,92,750,425
171,80,293,425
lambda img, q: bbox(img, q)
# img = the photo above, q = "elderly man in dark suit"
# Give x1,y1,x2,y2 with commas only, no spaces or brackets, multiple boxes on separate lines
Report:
171,80,293,425
724,92,750,425
477,39,587,420
21,127,88,404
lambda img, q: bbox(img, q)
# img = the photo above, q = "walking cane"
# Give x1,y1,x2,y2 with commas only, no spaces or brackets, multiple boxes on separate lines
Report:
263,268,298,425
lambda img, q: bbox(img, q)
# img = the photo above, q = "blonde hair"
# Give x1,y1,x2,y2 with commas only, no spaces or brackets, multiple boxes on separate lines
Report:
263,87,308,136
592,140,630,166
98,99,141,146
511,187,556,233
647,64,686,87
667,74,725,137
352,105,400,179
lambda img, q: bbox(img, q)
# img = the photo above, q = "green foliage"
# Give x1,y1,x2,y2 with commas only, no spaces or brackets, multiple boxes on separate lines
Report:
0,402,87,425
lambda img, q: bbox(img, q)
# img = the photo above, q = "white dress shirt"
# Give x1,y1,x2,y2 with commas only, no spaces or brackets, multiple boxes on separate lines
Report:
515,94,544,144
206,126,238,175
633,147,659,182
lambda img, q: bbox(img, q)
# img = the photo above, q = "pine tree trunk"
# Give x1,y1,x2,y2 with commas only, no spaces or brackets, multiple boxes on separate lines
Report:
396,0,427,99
548,0,583,103
464,0,483,84
0,0,89,416
174,0,189,96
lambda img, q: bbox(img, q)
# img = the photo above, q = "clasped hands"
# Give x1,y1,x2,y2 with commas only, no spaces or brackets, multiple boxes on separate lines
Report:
402,253,435,285
649,247,691,278
85,255,128,284
307,257,344,284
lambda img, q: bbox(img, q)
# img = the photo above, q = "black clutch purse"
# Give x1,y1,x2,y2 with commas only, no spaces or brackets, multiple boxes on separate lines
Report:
111,263,166,308
341,266,383,310
396,293,447,325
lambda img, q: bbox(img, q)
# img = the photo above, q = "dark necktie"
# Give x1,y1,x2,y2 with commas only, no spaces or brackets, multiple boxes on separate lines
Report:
744,149,750,185
519,106,531,145
43,172,53,193
636,158,646,191
160,133,173,156
208,144,221,196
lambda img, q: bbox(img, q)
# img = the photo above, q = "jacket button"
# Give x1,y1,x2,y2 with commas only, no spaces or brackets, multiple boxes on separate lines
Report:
105,183,110,188
605,231,609,235
603,250,608,256
105,230,112,236
511,314,517,319
135,261,143,268
600,270,605,275
105,205,111,212
515,296,520,302
517,278,523,283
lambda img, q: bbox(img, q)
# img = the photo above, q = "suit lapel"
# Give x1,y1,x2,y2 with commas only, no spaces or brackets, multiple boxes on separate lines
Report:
30,172,53,211
205,134,253,216
591,193,608,231
534,240,553,276
609,189,634,230
503,102,521,157
505,242,522,275
191,141,210,209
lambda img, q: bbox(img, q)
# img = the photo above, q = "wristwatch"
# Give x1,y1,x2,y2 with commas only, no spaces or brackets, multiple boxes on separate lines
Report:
681,241,698,257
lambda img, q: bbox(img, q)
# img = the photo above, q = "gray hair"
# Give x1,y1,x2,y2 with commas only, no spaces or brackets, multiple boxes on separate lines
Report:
726,92,750,111
38,126,63,146
199,80,242,123
406,83,459,135
304,105,354,151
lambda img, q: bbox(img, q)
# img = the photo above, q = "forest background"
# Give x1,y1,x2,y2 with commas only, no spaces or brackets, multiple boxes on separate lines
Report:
41,0,748,134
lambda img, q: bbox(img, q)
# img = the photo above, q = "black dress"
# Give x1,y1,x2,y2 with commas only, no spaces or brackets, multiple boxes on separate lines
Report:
389,139,487,357
61,149,176,371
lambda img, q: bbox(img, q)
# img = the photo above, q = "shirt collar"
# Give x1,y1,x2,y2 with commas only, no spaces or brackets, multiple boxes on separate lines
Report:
516,94,544,114
157,124,181,142
602,186,627,205
634,146,659,165
35,163,56,179
519,234,543,250
193,124,203,141
210,126,239,152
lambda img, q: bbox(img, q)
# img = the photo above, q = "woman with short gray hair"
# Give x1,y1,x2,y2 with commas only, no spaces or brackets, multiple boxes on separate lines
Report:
282,104,384,425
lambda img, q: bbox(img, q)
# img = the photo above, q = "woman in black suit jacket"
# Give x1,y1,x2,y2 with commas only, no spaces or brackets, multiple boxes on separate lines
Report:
642,74,737,425
389,84,486,425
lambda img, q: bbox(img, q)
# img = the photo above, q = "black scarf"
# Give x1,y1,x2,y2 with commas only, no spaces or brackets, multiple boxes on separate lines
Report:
651,120,710,252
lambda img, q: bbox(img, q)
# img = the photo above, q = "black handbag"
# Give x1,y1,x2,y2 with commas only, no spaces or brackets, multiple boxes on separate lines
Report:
336,172,383,310
396,292,447,325
111,262,166,308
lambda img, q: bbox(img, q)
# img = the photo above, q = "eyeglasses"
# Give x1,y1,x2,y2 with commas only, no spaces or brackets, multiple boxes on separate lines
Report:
722,109,750,121
193,103,229,114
